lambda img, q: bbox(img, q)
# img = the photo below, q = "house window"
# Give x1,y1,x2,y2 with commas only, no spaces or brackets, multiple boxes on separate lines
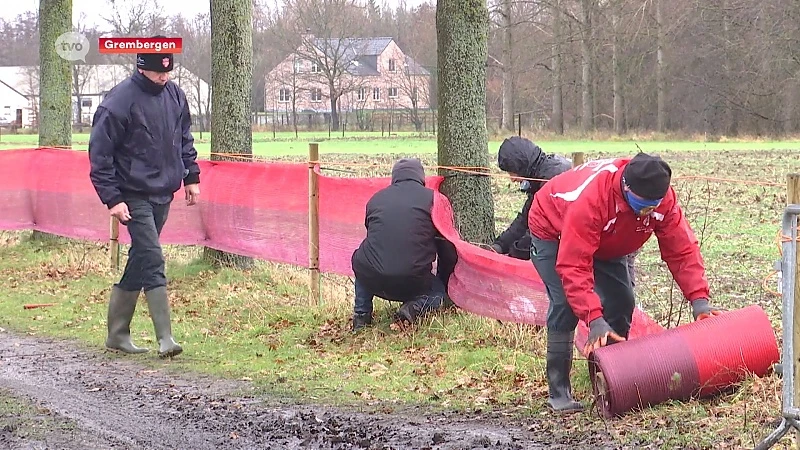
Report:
293,59,301,73
311,61,320,73
278,88,291,102
373,87,381,101
411,87,418,101
357,88,366,101
388,87,398,98
81,98,92,108
388,59,396,72
311,88,322,102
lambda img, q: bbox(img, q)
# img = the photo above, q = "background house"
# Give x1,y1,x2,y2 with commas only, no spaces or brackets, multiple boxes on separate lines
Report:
0,64,210,129
0,78,30,128
264,36,433,131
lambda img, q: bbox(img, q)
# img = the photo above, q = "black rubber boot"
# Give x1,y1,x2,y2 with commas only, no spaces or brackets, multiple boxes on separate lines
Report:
105,286,149,354
546,330,584,412
352,313,372,332
144,287,183,358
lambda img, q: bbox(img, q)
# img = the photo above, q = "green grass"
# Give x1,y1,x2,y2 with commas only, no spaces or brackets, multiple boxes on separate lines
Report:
0,146,797,449
2,130,800,157
0,234,557,412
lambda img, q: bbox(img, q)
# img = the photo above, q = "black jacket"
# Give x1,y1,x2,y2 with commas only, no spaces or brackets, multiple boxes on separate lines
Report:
88,70,201,209
494,137,572,256
351,159,440,299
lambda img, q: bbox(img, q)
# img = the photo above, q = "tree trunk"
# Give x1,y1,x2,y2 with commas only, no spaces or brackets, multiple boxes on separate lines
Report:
35,0,72,242
656,0,666,133
612,8,625,135
436,0,495,244
329,93,340,131
500,0,514,132
580,0,594,132
205,0,255,269
551,0,564,135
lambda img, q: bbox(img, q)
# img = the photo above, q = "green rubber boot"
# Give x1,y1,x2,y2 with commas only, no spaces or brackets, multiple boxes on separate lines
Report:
546,330,584,412
105,286,149,354
144,287,183,359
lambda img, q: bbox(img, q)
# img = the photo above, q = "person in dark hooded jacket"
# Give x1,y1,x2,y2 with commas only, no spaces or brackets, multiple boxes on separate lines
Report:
491,137,573,260
491,137,641,287
350,158,454,332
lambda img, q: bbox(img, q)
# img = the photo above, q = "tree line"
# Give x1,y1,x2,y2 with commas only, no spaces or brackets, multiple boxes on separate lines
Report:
6,0,800,137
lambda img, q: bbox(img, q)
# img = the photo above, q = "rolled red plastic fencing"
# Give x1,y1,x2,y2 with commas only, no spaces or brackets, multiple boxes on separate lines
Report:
588,304,780,418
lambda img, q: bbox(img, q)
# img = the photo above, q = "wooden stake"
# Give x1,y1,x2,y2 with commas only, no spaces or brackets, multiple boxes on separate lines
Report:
572,151,585,167
110,216,120,270
788,173,800,449
308,143,321,305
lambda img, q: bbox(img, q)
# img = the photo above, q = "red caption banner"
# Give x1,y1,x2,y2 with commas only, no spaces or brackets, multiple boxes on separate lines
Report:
99,37,183,54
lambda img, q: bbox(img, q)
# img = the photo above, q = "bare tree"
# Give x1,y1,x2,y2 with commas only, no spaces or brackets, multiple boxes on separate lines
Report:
271,0,370,131
611,0,625,134
388,54,432,132
205,0,254,269
655,0,665,132
437,0,495,243
266,55,302,135
499,0,515,131
101,0,167,68
170,13,212,132
20,66,40,127
550,0,564,134
37,0,72,242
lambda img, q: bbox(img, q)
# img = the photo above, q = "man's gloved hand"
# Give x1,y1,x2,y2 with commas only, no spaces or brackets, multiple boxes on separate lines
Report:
583,317,626,355
490,243,504,254
691,298,723,321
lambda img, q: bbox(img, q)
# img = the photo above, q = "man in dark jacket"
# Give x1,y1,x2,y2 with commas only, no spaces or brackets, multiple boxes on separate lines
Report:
491,137,573,260
88,39,200,358
350,158,453,332
491,137,642,287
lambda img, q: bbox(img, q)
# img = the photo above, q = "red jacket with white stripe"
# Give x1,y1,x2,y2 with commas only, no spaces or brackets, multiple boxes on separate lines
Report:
527,157,710,325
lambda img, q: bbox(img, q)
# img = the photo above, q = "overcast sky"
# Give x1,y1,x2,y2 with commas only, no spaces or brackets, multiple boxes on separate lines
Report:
1,0,430,30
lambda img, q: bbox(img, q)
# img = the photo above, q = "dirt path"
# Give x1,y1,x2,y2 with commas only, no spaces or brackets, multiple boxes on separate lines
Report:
0,330,622,450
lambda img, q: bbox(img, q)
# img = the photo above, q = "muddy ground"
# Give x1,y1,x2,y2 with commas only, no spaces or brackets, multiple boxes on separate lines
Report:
0,330,628,450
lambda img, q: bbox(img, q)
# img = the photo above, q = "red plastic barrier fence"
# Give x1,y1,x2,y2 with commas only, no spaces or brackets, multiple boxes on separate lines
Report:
588,304,779,418
0,147,779,413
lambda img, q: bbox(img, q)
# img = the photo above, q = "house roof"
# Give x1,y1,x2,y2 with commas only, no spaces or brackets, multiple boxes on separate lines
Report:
311,37,393,58
0,78,28,101
303,36,429,77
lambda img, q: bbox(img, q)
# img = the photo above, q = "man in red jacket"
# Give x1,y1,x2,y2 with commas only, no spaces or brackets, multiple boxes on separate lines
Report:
527,152,723,412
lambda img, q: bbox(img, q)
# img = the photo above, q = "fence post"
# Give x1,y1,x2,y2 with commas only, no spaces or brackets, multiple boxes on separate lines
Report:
308,143,321,305
110,216,120,270
572,152,585,168
788,173,800,449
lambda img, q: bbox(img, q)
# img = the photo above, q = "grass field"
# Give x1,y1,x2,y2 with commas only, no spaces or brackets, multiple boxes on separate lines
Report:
0,140,797,448
2,130,800,157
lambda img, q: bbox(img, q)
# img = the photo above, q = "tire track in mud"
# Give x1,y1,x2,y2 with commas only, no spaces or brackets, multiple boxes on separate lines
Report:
0,331,618,449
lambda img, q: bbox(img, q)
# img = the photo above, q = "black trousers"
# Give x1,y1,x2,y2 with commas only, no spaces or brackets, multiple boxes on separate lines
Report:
116,198,171,293
529,235,636,337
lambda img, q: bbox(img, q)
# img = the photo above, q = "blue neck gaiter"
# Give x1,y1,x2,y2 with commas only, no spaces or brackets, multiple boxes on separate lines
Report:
625,191,662,216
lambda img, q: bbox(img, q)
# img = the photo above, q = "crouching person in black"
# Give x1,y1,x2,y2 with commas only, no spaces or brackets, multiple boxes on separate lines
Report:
350,158,455,332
